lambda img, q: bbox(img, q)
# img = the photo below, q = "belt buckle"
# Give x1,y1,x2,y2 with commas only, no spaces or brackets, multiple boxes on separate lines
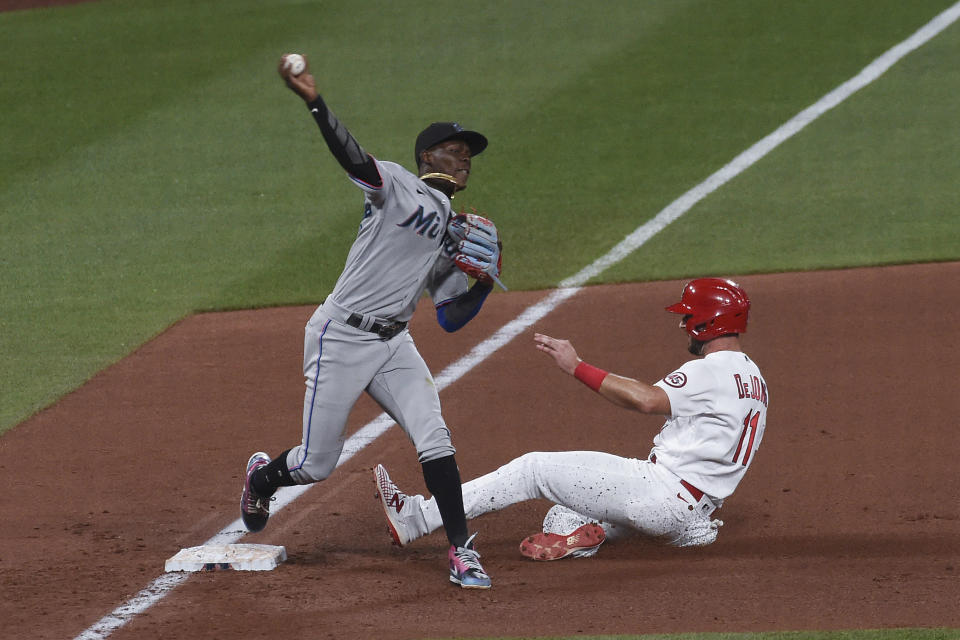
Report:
376,321,403,339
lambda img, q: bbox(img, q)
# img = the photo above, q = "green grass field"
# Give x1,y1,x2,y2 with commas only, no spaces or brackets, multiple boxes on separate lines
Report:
2,1,959,637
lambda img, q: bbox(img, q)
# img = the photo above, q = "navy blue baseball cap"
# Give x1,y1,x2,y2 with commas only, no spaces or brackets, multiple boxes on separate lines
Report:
414,122,488,167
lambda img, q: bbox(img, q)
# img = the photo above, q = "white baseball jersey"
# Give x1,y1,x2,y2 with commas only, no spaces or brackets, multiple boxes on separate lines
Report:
652,350,769,501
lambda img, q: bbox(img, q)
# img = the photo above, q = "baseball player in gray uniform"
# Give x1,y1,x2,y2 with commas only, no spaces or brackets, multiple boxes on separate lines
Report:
375,278,767,560
240,53,503,589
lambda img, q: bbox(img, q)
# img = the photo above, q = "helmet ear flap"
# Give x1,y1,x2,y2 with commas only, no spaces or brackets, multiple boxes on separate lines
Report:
692,318,712,337
687,316,716,339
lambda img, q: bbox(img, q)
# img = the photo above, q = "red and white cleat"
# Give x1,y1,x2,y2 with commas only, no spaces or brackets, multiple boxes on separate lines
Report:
519,522,605,561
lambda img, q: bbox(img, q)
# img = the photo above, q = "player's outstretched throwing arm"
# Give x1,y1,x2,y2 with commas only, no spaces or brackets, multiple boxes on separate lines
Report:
533,333,671,415
277,53,382,189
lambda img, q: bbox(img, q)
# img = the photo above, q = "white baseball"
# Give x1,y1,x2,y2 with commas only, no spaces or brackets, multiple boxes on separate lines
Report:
285,54,306,76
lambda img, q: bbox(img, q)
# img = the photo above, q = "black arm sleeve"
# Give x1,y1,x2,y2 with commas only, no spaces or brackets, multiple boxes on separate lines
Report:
306,96,382,188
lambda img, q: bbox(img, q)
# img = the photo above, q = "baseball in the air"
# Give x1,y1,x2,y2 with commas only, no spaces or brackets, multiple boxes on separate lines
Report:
285,54,306,76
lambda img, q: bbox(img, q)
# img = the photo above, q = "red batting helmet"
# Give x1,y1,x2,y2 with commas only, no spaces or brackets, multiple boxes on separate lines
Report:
666,278,750,340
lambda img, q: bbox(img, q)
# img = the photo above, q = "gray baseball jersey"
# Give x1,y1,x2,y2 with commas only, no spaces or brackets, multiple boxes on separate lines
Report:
285,159,469,483
331,160,469,320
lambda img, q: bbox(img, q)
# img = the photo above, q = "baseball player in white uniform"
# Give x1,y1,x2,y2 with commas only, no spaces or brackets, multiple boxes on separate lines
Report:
240,54,503,589
375,278,767,560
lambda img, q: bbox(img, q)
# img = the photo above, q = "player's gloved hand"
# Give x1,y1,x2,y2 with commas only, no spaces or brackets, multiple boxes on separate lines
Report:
445,211,474,245
448,212,507,290
456,235,502,282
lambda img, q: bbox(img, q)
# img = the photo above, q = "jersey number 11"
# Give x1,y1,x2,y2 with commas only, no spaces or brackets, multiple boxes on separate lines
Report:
733,410,762,466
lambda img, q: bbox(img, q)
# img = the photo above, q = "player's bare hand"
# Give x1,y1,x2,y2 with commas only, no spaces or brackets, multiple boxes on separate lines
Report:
278,53,318,102
534,333,580,376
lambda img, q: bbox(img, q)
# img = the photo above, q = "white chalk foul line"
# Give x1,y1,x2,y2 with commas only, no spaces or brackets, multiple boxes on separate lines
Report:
73,4,960,637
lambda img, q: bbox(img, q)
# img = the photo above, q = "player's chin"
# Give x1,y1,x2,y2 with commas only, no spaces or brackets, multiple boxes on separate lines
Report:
687,337,705,356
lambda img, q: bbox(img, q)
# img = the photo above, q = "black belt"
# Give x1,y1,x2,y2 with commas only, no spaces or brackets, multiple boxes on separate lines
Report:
346,313,407,340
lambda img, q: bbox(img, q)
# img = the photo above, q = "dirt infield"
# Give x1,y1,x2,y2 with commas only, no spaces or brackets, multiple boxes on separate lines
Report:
2,263,959,639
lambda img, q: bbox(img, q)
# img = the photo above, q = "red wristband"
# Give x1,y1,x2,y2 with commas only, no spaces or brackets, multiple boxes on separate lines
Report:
574,361,608,392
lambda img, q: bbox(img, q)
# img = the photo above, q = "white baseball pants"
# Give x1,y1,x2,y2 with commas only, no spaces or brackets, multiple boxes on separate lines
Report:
400,450,722,547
